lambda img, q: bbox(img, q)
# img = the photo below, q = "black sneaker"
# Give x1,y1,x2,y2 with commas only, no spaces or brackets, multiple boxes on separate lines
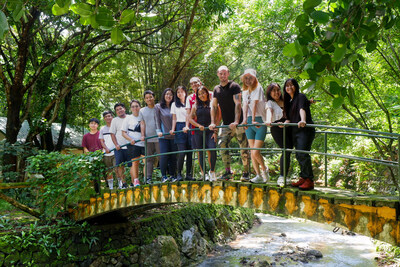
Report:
161,176,170,183
129,183,134,188
185,175,194,181
240,172,250,182
175,174,183,182
146,178,152,184
218,171,232,181
122,183,128,189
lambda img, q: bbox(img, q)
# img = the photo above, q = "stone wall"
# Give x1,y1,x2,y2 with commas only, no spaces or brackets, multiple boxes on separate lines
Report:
0,204,256,266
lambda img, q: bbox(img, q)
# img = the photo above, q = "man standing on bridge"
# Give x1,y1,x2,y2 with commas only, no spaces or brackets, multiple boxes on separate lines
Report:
209,65,250,182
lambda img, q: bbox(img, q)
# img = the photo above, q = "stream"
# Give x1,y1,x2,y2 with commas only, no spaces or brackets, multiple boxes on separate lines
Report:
198,213,377,266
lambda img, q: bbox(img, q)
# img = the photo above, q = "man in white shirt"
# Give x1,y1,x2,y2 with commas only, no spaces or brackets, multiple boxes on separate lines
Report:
99,111,117,189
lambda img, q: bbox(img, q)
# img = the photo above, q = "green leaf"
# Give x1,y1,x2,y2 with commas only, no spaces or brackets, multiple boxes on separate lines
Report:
56,0,71,8
303,0,322,11
329,81,341,95
87,0,96,4
96,7,114,28
295,14,309,28
12,3,24,22
348,87,355,106
0,11,9,39
340,87,347,97
293,55,303,66
333,45,346,62
282,43,297,57
325,75,343,85
111,27,124,45
71,3,93,17
299,71,310,80
332,97,344,109
348,54,358,63
310,11,330,24
120,9,136,24
304,62,314,70
52,3,69,16
89,15,99,29
366,41,376,52
302,81,316,91
314,54,331,72
352,60,360,71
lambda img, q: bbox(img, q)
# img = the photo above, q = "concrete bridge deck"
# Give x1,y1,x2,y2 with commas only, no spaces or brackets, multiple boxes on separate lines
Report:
70,181,400,246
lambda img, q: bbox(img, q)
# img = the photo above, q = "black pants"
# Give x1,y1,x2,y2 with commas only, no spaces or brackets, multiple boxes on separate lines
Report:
291,127,315,180
270,126,293,177
177,142,193,177
193,131,216,172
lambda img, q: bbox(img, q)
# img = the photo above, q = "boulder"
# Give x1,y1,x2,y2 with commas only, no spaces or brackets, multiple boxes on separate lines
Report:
139,236,181,267
182,226,209,260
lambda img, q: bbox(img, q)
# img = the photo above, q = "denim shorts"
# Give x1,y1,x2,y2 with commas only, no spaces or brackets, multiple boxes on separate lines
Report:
114,148,132,167
245,116,267,141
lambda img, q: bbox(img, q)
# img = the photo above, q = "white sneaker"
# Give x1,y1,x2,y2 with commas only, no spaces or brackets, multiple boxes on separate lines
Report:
277,176,291,187
250,175,264,183
209,171,217,181
261,170,269,183
117,178,123,189
203,173,210,181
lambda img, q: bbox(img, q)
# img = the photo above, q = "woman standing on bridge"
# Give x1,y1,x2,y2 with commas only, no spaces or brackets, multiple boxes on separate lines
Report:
265,83,293,187
240,69,268,184
189,86,217,181
283,78,315,191
155,88,177,183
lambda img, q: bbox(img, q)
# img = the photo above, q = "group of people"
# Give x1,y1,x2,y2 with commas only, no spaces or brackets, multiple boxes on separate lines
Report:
82,65,316,191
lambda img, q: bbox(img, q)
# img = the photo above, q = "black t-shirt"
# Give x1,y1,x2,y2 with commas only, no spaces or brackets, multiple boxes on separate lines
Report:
213,81,243,125
287,93,313,124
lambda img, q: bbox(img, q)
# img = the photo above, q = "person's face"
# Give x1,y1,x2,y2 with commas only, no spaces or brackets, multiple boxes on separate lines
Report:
144,93,155,106
103,113,113,124
89,121,99,131
198,89,208,102
285,81,296,98
270,86,282,102
190,80,201,92
243,74,255,87
130,102,140,114
217,69,229,83
115,106,126,117
177,88,186,100
164,90,173,104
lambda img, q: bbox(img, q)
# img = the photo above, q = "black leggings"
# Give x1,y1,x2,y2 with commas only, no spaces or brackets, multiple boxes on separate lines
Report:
292,127,315,180
193,131,216,172
177,142,193,177
270,126,293,176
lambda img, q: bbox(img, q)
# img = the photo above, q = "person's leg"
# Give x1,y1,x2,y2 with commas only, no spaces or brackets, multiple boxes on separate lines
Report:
177,143,186,177
219,127,233,172
236,126,250,174
271,126,292,177
206,131,217,172
168,139,177,178
158,139,169,178
145,142,157,182
114,149,126,188
253,117,268,175
194,133,205,174
185,135,193,179
294,128,315,179
248,139,260,174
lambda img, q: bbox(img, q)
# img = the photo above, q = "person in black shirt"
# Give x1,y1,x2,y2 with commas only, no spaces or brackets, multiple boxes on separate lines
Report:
283,78,315,190
209,65,250,181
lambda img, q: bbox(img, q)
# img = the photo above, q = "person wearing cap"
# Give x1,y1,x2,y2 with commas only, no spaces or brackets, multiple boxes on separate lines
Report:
209,66,250,182
240,69,269,184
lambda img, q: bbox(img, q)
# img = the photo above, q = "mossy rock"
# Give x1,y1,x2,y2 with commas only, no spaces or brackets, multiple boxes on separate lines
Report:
4,252,20,266
0,252,5,266
19,250,33,265
0,240,13,254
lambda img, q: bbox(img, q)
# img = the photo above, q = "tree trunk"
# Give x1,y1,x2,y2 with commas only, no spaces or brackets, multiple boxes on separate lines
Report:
55,92,72,151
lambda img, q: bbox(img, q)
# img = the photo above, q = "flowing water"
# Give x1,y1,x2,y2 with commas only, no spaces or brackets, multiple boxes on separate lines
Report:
198,213,377,266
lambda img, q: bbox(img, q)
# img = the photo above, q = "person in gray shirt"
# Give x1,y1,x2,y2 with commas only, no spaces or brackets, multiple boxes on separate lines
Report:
139,90,160,184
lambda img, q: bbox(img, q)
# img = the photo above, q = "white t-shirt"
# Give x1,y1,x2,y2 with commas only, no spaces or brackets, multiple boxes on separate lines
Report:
99,125,115,156
170,102,187,122
242,84,266,120
121,114,144,147
109,116,128,149
266,100,284,123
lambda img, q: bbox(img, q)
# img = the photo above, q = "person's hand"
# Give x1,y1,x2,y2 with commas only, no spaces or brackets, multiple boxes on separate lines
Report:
140,136,145,141
212,132,218,142
183,126,189,133
241,120,248,130
105,148,111,154
229,122,238,130
265,121,272,127
157,132,163,137
115,145,121,151
209,123,216,130
252,120,260,128
199,125,205,131
130,139,136,145
169,130,175,136
279,121,289,128
298,121,306,128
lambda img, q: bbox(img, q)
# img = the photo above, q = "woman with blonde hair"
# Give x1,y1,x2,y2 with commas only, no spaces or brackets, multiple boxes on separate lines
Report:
240,69,268,183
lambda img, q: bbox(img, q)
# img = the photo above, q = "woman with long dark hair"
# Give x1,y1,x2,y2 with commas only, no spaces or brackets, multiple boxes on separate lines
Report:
188,86,217,181
283,78,315,190
155,88,177,183
170,85,193,181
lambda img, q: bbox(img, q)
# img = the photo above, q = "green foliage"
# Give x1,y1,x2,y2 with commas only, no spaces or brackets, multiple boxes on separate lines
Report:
26,150,105,218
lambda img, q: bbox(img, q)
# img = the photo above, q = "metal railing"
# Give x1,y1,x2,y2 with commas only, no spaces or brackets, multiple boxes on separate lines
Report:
104,123,400,193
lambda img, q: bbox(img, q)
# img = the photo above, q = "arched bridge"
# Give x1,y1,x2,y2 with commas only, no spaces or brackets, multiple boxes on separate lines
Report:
70,180,400,246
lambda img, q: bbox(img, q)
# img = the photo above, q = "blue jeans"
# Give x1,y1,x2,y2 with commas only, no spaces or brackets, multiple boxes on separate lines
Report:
159,138,177,177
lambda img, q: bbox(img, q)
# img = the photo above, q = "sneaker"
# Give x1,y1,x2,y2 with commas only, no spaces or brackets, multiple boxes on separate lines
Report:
121,183,128,189
146,178,152,185
204,173,210,181
117,179,123,189
291,177,306,187
277,176,290,187
261,170,269,183
250,175,264,184
176,174,183,182
134,179,140,187
129,183,134,188
218,171,232,181
240,172,250,182
299,178,314,190
161,176,170,183
209,171,217,181
185,175,194,181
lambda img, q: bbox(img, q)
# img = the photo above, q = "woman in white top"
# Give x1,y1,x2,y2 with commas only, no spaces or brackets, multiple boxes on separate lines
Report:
240,69,268,184
170,85,193,181
121,99,145,187
265,83,293,186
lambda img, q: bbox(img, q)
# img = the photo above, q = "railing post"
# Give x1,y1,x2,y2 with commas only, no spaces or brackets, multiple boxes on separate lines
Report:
144,138,147,184
202,129,206,181
398,136,400,197
283,125,287,186
324,132,328,187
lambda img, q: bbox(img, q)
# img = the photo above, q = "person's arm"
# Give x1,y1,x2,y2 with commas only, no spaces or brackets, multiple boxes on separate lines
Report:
252,100,258,124
99,138,110,154
140,120,146,141
266,107,274,127
189,106,204,131
209,97,218,130
122,130,136,145
155,105,163,137
230,93,242,130
298,109,307,128
170,113,177,135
